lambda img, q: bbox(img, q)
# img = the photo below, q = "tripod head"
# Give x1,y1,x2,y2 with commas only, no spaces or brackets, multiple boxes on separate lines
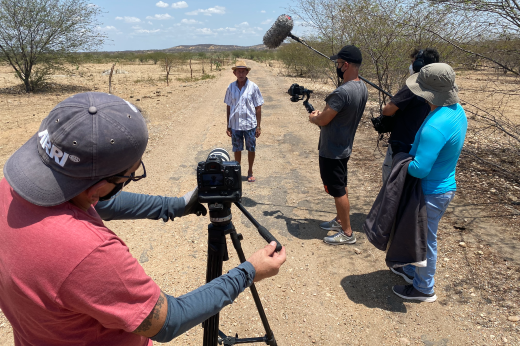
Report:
207,201,282,252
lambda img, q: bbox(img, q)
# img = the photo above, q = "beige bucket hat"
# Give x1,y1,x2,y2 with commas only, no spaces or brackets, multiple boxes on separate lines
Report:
232,60,251,71
406,63,460,106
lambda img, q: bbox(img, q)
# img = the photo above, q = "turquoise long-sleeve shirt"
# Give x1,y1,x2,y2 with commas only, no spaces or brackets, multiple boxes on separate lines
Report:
408,103,467,194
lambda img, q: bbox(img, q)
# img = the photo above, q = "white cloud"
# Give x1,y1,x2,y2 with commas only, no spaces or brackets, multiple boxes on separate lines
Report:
156,1,169,7
195,28,215,35
115,16,141,23
180,18,201,24
186,5,225,16
135,29,161,33
97,25,117,31
146,13,172,20
236,22,249,27
216,27,237,32
132,25,141,29
148,21,153,25
261,10,265,13
172,1,188,8
261,19,272,25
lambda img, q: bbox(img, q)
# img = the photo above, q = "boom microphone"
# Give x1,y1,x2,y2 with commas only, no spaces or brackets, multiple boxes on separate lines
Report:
263,14,393,98
263,14,294,49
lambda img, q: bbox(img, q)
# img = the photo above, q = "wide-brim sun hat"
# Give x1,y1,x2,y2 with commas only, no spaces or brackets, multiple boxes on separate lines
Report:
406,63,459,106
3,92,149,207
232,60,251,71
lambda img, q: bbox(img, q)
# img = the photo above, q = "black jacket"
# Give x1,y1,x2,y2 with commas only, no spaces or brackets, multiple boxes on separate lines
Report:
363,152,428,268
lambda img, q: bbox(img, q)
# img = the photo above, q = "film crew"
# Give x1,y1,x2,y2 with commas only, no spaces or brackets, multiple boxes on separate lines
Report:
381,48,440,182
390,63,467,302
224,60,264,183
0,92,286,344
308,45,368,245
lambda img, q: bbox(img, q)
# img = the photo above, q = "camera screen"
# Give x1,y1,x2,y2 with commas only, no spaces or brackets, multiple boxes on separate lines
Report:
202,173,224,186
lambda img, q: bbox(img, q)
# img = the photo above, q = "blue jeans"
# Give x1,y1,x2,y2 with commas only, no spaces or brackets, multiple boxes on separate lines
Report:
403,191,455,294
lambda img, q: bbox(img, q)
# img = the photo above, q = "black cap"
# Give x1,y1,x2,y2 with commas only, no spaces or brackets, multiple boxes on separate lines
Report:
330,45,362,64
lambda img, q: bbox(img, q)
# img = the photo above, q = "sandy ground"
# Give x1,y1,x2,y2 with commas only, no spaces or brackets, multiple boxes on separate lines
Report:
0,60,519,345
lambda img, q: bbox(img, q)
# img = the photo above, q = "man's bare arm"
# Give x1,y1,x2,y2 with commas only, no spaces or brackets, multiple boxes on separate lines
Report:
255,106,261,128
382,102,399,116
308,103,338,127
133,291,168,337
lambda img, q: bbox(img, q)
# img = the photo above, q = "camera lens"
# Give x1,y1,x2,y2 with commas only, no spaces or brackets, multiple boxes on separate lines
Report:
207,148,231,162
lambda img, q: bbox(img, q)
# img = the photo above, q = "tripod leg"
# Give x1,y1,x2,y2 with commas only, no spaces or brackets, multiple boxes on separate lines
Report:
229,232,278,346
203,224,229,346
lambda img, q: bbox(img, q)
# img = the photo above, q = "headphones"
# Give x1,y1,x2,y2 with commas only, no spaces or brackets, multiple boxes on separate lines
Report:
412,50,425,73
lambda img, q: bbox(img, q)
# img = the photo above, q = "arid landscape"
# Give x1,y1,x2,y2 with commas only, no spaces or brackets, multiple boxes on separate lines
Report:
0,59,519,345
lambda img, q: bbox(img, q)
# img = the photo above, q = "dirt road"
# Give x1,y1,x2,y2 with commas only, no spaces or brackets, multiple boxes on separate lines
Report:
0,60,518,345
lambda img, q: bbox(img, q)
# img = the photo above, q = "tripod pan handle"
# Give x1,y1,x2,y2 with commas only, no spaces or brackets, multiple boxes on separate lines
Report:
258,226,282,252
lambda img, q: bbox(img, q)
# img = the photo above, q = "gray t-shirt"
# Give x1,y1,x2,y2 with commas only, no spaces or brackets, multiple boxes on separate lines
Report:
319,80,368,159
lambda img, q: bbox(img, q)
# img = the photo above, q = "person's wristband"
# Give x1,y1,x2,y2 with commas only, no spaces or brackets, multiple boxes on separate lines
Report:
257,126,261,130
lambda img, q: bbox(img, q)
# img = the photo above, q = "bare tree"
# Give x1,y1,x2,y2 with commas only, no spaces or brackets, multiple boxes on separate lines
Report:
0,0,105,92
162,55,174,86
430,0,520,32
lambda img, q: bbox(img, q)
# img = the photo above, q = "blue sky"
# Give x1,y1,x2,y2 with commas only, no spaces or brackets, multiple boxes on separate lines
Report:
93,0,305,51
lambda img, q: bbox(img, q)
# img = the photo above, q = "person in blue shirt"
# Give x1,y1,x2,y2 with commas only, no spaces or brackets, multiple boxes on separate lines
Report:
390,63,467,302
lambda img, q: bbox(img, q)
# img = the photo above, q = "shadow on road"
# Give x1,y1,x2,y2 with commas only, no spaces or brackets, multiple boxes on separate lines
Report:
340,270,414,313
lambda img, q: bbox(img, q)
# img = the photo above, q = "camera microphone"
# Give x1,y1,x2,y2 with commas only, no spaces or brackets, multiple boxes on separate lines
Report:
207,148,231,162
263,14,294,49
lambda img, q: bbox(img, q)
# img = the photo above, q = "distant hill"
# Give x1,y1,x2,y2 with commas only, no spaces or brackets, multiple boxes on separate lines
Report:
101,43,272,54
163,44,268,53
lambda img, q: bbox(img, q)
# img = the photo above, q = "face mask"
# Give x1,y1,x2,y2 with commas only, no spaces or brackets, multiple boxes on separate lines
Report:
98,180,130,201
409,64,414,76
336,67,344,79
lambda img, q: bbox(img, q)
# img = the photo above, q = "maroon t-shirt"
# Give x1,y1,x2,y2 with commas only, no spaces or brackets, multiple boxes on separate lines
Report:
0,178,160,345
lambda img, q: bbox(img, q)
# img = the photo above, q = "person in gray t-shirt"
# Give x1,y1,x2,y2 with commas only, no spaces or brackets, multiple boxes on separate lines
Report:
308,45,368,246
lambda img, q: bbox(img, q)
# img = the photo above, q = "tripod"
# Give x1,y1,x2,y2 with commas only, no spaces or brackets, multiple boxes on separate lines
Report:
202,201,281,346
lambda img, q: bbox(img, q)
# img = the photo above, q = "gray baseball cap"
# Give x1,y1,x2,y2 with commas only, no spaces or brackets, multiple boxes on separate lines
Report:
3,92,149,207
406,63,459,106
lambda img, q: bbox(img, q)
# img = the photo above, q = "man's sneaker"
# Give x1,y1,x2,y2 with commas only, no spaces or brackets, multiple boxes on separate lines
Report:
319,218,342,231
323,231,356,245
391,267,414,284
392,284,437,302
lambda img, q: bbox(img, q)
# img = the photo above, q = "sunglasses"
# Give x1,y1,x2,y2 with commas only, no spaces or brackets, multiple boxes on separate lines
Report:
112,160,147,185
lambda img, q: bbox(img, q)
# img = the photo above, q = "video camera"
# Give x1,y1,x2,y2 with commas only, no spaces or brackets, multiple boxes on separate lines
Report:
371,114,395,134
197,148,242,204
287,83,315,113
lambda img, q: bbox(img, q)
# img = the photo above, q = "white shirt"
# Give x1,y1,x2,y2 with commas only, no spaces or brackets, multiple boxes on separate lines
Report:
224,79,264,131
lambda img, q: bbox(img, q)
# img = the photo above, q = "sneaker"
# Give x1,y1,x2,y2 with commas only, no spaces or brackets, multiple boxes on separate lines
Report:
323,231,356,245
391,267,414,284
392,284,437,302
319,218,342,231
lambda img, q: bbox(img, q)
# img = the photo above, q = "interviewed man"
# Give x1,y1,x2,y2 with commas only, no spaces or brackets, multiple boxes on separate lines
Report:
309,45,368,245
224,60,264,183
0,92,286,344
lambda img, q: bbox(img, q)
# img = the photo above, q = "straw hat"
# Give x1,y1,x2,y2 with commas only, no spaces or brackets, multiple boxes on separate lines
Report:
406,63,459,106
232,60,251,71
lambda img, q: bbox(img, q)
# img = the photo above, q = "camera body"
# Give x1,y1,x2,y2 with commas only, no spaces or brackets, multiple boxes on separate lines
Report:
288,83,312,102
287,83,315,113
371,114,396,134
197,149,242,203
